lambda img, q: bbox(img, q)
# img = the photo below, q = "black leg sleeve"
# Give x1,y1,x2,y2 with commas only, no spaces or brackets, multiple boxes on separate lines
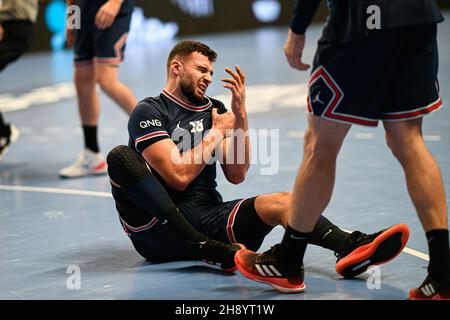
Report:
107,145,207,244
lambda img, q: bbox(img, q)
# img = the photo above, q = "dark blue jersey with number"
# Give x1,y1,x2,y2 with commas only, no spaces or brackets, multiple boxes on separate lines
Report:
128,90,227,204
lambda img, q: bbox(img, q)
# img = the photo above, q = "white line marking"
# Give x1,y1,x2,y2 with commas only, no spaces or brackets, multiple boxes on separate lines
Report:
354,132,375,140
402,247,429,262
423,135,441,142
0,185,112,198
288,131,305,138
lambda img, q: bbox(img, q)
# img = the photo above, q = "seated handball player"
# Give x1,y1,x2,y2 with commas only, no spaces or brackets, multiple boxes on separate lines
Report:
106,41,409,277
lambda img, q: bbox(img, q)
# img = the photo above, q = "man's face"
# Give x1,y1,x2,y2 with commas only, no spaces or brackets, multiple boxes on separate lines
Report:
178,52,214,104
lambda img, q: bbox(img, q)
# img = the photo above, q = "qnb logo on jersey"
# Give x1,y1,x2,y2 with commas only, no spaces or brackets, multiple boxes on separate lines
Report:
140,119,162,128
190,119,204,133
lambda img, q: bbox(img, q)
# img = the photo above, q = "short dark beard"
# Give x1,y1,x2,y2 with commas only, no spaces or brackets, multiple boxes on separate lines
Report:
180,78,205,105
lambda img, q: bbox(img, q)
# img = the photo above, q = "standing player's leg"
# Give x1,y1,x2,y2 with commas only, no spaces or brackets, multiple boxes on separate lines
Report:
0,21,34,161
380,23,449,300
234,191,409,291
384,119,450,299
94,13,136,115
96,64,136,115
59,64,107,178
235,116,351,293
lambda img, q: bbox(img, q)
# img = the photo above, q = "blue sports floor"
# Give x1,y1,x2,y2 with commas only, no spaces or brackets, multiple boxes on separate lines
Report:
0,16,449,300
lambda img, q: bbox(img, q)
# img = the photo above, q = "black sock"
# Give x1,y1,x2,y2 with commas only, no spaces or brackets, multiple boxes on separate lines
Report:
426,229,450,280
278,225,310,274
308,215,350,252
82,125,99,153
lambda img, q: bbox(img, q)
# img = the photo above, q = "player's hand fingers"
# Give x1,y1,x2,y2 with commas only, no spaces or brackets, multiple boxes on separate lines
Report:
225,67,242,87
223,83,238,97
221,77,239,88
235,65,246,84
211,107,218,118
103,15,114,28
95,12,104,28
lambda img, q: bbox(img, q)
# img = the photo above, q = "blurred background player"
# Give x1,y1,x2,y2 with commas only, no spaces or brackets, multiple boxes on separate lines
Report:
60,0,137,178
0,0,38,162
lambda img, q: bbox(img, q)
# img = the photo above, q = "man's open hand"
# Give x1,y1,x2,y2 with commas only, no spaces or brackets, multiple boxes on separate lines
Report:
95,0,123,29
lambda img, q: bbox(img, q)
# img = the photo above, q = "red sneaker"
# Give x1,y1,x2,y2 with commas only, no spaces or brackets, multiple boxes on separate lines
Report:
335,223,409,278
409,275,450,300
235,245,305,293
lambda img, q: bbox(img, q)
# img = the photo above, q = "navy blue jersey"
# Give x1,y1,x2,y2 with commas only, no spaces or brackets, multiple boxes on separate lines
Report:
128,90,227,204
79,0,135,16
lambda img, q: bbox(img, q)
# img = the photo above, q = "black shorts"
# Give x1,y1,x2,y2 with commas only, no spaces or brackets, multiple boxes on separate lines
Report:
308,23,443,126
74,12,132,67
178,196,273,252
112,186,273,262
0,20,34,72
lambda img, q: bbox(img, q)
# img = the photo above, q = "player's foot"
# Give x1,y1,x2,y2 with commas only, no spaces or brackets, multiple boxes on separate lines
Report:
409,274,450,300
235,244,305,293
0,124,19,162
335,223,410,278
59,149,107,178
197,239,245,273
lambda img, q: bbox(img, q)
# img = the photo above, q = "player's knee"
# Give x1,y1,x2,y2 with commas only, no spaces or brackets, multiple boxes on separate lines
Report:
75,67,96,86
96,73,115,93
304,130,342,161
106,145,151,188
385,132,424,164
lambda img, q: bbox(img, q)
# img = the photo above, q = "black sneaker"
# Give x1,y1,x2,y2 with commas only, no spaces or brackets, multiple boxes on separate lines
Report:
335,224,409,278
409,274,450,300
0,124,19,162
197,239,245,273
235,244,305,293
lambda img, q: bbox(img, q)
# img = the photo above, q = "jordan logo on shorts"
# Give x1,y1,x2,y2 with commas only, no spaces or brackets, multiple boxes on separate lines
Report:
309,79,335,115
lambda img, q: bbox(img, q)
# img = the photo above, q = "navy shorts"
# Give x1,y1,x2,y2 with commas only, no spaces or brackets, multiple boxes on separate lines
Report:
112,185,272,262
308,23,443,126
74,11,132,67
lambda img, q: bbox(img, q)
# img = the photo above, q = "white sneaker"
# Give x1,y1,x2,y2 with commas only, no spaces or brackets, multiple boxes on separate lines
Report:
59,149,107,178
0,124,20,162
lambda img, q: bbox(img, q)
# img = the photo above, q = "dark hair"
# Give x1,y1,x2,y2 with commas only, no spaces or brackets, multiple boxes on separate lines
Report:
167,41,217,70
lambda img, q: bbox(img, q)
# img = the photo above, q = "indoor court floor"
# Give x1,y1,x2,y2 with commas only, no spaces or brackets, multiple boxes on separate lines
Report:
0,16,449,300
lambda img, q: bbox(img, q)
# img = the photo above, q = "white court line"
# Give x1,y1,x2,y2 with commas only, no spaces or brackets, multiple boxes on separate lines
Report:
423,135,441,142
0,184,430,261
402,248,429,262
0,185,112,198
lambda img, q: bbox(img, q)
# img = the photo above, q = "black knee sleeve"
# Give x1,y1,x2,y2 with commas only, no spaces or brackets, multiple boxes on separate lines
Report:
107,145,151,188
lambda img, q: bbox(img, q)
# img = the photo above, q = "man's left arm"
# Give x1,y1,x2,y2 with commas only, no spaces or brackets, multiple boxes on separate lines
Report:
219,66,250,184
